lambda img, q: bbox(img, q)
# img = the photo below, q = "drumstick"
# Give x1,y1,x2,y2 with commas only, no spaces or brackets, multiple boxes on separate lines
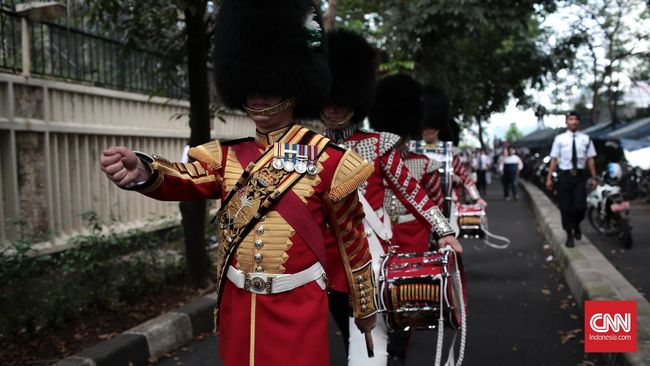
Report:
365,331,374,358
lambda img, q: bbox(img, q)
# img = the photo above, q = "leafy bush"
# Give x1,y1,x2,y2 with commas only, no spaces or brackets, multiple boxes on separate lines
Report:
0,212,184,342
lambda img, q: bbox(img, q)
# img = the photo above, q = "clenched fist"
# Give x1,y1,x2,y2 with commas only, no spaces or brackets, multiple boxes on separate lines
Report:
100,146,151,187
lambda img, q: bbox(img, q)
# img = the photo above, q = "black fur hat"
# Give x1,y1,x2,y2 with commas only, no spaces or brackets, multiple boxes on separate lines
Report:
213,0,330,119
327,29,377,124
368,73,422,138
439,119,460,146
421,86,450,131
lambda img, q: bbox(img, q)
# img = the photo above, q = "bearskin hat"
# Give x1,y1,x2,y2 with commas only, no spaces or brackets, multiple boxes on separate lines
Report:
421,86,450,131
213,0,330,119
439,119,460,146
327,29,377,124
368,73,422,138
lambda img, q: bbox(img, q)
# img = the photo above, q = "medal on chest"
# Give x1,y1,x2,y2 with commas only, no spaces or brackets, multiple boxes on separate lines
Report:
271,143,319,175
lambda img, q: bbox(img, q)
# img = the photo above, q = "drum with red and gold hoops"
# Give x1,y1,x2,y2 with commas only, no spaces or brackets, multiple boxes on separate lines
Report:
376,247,466,331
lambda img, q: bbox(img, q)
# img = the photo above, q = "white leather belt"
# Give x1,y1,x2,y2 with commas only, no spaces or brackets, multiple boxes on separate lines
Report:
226,262,326,295
397,213,416,224
358,192,393,241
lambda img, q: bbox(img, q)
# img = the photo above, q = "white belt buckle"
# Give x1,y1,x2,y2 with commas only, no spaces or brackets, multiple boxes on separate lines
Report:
244,273,273,294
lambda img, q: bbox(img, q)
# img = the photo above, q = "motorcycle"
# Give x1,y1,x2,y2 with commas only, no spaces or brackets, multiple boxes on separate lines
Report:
586,163,633,248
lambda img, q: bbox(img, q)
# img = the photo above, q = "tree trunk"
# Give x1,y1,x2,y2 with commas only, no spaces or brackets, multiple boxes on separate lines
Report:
591,85,600,125
608,79,620,127
181,0,211,288
323,0,337,32
477,116,485,149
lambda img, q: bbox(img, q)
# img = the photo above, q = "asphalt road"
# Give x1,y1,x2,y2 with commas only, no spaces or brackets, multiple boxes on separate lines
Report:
155,182,603,366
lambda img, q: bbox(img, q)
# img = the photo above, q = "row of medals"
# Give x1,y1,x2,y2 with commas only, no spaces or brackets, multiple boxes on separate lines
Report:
272,156,318,175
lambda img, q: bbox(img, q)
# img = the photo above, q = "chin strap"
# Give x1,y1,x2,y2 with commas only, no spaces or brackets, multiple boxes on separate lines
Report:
243,98,296,116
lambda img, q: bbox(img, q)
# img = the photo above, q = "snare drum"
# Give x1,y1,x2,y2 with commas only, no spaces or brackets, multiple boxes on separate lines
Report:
377,248,466,331
456,203,486,239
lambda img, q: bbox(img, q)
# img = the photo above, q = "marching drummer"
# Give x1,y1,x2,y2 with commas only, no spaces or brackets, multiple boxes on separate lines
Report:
368,74,447,366
418,87,488,208
321,30,462,366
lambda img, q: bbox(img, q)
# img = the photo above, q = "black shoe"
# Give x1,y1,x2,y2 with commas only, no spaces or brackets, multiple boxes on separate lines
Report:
388,356,406,366
565,235,575,248
574,227,582,240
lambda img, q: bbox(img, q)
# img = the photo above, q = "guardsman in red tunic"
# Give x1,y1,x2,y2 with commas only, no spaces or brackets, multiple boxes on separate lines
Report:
419,87,487,207
99,2,376,365
321,30,462,366
369,74,445,366
371,74,444,253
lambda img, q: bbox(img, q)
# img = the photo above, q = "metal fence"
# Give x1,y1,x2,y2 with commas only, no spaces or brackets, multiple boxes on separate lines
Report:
0,1,186,98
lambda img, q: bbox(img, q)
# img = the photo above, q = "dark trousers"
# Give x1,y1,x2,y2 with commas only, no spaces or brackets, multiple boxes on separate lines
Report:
476,169,487,196
388,329,412,360
328,290,350,355
501,172,518,198
557,173,588,232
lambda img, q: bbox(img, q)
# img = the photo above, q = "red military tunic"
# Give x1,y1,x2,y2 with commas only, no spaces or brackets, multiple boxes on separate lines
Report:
384,149,444,253
324,127,454,292
129,124,377,366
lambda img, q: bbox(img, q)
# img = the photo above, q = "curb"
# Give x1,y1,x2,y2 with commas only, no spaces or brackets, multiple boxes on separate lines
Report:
53,293,218,366
521,181,650,366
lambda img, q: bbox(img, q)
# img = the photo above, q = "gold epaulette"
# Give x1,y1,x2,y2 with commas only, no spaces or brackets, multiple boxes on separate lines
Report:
187,140,223,171
328,149,374,202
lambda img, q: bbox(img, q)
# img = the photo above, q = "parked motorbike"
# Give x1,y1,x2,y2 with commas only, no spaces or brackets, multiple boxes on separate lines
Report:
586,163,633,248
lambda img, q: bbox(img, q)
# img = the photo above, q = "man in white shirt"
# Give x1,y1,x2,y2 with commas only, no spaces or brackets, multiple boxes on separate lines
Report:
546,112,598,247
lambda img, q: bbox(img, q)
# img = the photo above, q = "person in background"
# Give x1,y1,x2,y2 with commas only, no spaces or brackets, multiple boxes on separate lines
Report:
499,146,524,201
472,148,491,197
545,111,598,247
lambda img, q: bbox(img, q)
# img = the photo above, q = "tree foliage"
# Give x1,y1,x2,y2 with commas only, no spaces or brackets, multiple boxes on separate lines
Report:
505,122,524,142
549,0,650,125
330,0,560,147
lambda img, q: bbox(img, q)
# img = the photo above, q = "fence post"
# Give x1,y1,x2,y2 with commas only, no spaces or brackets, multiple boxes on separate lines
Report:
21,17,31,77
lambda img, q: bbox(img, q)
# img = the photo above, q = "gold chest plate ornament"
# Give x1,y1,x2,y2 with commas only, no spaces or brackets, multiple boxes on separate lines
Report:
219,167,286,244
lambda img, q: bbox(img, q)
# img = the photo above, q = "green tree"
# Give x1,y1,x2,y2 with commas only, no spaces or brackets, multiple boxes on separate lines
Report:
504,123,524,142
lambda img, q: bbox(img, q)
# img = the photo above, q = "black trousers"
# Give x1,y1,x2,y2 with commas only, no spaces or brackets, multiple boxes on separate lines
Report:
328,290,351,355
388,329,412,359
557,172,588,232
476,169,487,196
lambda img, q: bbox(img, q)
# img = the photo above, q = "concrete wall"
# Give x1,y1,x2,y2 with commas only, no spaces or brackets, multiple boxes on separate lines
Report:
0,73,255,254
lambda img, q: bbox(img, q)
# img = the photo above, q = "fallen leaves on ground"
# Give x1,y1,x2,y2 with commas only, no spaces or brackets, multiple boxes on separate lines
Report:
558,328,582,344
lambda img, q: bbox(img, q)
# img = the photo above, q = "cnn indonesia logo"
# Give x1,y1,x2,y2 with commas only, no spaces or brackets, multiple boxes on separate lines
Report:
585,300,637,353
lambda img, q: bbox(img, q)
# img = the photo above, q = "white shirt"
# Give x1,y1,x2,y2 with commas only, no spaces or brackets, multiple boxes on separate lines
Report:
550,130,596,170
472,154,491,170
498,155,524,173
